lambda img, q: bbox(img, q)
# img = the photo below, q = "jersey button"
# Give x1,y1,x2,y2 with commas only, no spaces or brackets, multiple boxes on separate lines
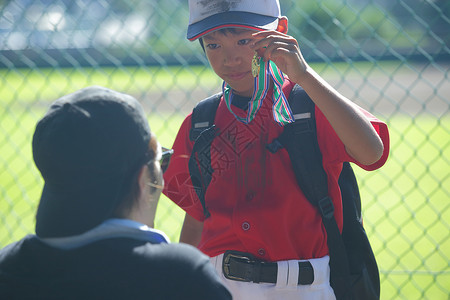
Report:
258,248,266,256
241,222,250,231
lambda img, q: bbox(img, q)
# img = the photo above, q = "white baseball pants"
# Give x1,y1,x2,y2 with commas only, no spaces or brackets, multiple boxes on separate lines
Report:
209,254,336,300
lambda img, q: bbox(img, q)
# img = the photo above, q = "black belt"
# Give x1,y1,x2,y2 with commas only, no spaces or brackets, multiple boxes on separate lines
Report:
222,250,314,285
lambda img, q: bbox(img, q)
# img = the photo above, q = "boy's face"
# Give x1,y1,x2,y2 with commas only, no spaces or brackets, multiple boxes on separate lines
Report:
202,28,258,97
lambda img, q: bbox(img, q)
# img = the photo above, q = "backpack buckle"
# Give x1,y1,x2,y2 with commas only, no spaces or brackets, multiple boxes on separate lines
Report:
194,125,217,145
292,119,313,134
266,138,284,154
318,196,334,219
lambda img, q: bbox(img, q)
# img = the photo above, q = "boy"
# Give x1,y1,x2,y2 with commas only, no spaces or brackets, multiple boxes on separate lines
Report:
163,1,389,299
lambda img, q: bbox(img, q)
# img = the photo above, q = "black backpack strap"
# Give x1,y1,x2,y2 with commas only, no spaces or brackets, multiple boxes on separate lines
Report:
273,84,352,299
188,92,222,218
189,92,222,141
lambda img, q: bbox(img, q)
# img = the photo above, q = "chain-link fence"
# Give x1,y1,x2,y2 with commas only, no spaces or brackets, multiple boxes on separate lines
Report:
1,0,449,299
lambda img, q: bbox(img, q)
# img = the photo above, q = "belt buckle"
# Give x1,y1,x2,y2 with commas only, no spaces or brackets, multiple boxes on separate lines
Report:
223,251,254,282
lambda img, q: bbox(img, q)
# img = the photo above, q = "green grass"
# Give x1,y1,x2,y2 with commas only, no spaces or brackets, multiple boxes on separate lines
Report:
355,115,450,300
0,65,222,105
1,64,449,299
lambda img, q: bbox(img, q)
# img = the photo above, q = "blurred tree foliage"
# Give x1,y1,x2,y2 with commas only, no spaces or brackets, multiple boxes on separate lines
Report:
1,0,447,67
283,0,447,46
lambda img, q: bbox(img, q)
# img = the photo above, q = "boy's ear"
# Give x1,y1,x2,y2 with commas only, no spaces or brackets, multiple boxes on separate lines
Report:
137,164,148,194
276,17,288,34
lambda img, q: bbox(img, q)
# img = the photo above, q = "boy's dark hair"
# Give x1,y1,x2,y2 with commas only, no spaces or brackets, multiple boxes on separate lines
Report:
198,28,243,51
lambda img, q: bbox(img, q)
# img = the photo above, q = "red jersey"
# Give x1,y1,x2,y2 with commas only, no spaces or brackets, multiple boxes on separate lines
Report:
163,79,389,262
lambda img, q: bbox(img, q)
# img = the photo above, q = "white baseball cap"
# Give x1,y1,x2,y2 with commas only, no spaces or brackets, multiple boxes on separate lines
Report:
187,0,281,41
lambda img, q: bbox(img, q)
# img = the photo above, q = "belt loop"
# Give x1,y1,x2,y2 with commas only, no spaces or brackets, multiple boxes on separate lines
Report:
276,260,289,288
211,254,223,274
253,261,262,283
298,261,315,285
287,260,299,289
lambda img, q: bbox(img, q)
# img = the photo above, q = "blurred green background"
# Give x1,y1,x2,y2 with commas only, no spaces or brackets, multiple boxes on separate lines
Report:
1,1,449,299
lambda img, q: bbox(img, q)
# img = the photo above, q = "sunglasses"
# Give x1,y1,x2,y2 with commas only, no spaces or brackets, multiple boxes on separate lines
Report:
160,147,174,173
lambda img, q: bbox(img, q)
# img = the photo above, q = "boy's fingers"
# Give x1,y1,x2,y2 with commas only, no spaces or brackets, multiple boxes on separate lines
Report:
251,35,280,51
252,36,295,54
252,33,296,48
252,30,289,38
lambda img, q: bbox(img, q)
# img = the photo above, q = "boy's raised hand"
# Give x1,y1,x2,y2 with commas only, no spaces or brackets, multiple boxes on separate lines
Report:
251,30,308,83
252,30,384,166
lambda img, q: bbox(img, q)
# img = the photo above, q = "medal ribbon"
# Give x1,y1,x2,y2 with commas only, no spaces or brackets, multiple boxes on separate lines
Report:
222,57,294,126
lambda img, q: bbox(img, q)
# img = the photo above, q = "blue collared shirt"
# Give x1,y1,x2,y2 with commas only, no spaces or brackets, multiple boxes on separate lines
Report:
39,218,170,250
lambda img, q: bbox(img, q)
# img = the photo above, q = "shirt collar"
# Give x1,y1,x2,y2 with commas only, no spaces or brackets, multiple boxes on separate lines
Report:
231,93,251,110
38,218,170,250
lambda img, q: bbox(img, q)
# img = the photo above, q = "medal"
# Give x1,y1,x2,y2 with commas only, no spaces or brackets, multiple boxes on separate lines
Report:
223,55,295,126
251,52,260,77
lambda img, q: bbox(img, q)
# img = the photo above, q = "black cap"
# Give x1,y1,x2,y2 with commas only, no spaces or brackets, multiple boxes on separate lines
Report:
33,86,152,238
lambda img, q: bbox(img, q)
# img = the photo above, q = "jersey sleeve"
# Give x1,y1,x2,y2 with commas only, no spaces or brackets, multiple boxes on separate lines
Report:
162,114,207,222
354,108,390,170
316,106,390,171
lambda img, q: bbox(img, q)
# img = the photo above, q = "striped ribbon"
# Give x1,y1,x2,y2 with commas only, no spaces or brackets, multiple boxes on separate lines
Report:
222,57,294,126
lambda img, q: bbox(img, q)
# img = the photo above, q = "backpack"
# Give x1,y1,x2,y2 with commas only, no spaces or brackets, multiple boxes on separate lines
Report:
188,84,380,300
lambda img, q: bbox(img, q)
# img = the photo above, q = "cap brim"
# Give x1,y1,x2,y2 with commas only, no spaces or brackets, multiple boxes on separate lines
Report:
35,174,128,238
187,11,279,41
